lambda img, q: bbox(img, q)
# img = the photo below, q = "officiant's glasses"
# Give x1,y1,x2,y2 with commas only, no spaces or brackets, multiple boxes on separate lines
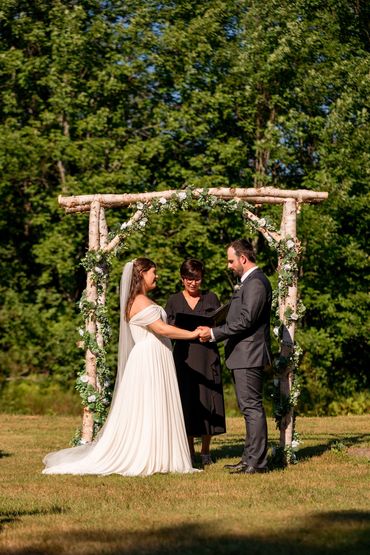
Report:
183,276,202,283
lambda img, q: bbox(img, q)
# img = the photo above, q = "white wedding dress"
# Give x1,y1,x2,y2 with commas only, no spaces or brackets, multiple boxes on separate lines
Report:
42,304,197,476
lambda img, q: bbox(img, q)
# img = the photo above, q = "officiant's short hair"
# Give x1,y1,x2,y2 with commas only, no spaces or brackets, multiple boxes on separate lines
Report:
229,239,256,263
180,259,205,279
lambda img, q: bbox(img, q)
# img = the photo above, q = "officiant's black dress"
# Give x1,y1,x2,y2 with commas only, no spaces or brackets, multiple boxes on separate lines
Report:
165,291,226,437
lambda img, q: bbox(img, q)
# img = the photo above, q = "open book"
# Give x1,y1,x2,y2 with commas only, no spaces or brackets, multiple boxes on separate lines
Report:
174,302,230,331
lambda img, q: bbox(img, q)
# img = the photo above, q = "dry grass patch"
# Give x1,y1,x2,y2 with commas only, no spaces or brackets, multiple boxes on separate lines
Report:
0,414,369,554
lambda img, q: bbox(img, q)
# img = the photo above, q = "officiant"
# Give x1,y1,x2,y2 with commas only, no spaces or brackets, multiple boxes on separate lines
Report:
165,259,226,467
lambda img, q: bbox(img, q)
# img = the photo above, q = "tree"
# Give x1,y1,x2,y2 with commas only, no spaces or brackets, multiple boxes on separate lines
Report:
0,0,368,413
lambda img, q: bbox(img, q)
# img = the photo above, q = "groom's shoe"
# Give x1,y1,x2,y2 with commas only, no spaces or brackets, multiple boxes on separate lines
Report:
223,460,248,471
231,465,268,475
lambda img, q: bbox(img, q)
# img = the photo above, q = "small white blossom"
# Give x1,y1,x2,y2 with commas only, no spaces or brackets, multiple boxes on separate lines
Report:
78,328,84,337
94,266,104,274
290,312,299,321
103,398,110,405
258,218,266,227
177,192,187,201
121,222,129,230
292,390,300,402
103,381,110,388
87,394,96,403
79,438,89,445
273,326,280,337
139,218,148,227
286,239,295,249
159,197,167,205
80,375,89,383
291,439,300,451
137,202,144,209
283,263,291,271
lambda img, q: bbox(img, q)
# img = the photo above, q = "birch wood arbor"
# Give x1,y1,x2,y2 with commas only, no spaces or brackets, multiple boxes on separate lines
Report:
59,186,328,461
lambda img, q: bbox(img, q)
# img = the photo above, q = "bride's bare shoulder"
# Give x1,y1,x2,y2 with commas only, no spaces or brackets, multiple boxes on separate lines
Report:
130,294,154,318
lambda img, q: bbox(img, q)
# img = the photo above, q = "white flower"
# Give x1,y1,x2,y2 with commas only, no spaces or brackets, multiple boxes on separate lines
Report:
234,284,241,291
159,197,167,205
80,375,89,383
79,438,89,445
177,192,187,201
103,398,110,405
258,218,266,227
78,328,84,337
290,313,299,321
120,222,129,230
273,378,279,387
103,381,110,388
137,202,144,209
139,218,148,227
87,394,96,403
291,439,300,451
292,390,300,402
283,263,291,271
94,266,104,274
266,235,273,243
286,239,295,249
273,326,280,337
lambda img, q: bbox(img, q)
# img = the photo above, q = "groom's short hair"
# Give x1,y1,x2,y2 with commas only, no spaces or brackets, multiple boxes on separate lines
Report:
229,239,256,263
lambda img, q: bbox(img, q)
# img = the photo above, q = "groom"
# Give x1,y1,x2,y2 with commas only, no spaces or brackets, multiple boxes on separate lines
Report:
198,239,272,474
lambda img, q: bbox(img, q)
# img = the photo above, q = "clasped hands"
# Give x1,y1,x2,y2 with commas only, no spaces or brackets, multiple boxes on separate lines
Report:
196,326,212,343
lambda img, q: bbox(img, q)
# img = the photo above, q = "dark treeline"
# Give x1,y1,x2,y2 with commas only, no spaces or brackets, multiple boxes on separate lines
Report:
0,0,369,415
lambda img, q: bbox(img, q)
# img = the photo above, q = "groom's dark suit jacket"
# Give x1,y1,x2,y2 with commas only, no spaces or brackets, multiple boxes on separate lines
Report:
213,268,272,369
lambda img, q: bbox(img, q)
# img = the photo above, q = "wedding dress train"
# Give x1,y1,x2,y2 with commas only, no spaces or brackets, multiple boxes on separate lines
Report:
42,305,197,476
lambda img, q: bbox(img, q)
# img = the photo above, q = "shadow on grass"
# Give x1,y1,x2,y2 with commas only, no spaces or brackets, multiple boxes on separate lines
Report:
3,510,370,555
297,433,370,462
209,432,370,469
0,450,11,459
0,506,67,532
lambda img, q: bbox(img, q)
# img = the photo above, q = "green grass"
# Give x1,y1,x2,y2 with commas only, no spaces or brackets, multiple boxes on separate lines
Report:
0,415,369,554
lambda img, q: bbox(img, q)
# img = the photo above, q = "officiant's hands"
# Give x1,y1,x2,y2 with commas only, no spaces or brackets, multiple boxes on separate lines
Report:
197,326,212,343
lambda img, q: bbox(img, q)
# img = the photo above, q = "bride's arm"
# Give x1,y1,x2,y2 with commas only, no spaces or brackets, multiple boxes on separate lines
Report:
148,319,200,340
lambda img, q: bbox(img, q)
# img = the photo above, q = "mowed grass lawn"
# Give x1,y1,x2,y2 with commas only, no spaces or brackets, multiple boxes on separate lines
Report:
0,414,369,555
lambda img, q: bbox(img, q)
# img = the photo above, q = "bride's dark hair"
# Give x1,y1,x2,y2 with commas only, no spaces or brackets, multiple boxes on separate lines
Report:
125,257,156,320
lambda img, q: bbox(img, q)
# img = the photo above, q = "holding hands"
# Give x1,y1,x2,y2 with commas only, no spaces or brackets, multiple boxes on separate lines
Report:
186,326,212,342
197,326,212,343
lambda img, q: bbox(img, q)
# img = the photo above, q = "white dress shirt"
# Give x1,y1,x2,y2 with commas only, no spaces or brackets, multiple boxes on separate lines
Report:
209,266,258,341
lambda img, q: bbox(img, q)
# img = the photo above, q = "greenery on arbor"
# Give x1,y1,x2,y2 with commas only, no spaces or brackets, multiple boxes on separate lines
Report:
0,0,369,415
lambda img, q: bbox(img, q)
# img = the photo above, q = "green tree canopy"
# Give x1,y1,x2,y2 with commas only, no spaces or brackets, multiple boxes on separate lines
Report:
0,0,369,413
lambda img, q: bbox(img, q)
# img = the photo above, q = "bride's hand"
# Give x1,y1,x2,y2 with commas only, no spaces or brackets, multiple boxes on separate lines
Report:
190,328,202,340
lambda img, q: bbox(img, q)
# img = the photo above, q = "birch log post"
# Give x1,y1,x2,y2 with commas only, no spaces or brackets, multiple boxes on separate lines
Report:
278,198,298,455
95,207,108,393
81,200,100,442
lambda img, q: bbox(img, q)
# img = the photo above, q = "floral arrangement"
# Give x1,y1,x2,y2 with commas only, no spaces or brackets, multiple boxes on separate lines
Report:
75,188,304,462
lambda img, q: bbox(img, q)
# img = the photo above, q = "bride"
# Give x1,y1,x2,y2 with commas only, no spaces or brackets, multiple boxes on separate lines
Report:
42,258,201,476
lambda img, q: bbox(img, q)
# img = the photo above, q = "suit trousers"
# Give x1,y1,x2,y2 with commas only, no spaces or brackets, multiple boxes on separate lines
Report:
232,366,268,469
